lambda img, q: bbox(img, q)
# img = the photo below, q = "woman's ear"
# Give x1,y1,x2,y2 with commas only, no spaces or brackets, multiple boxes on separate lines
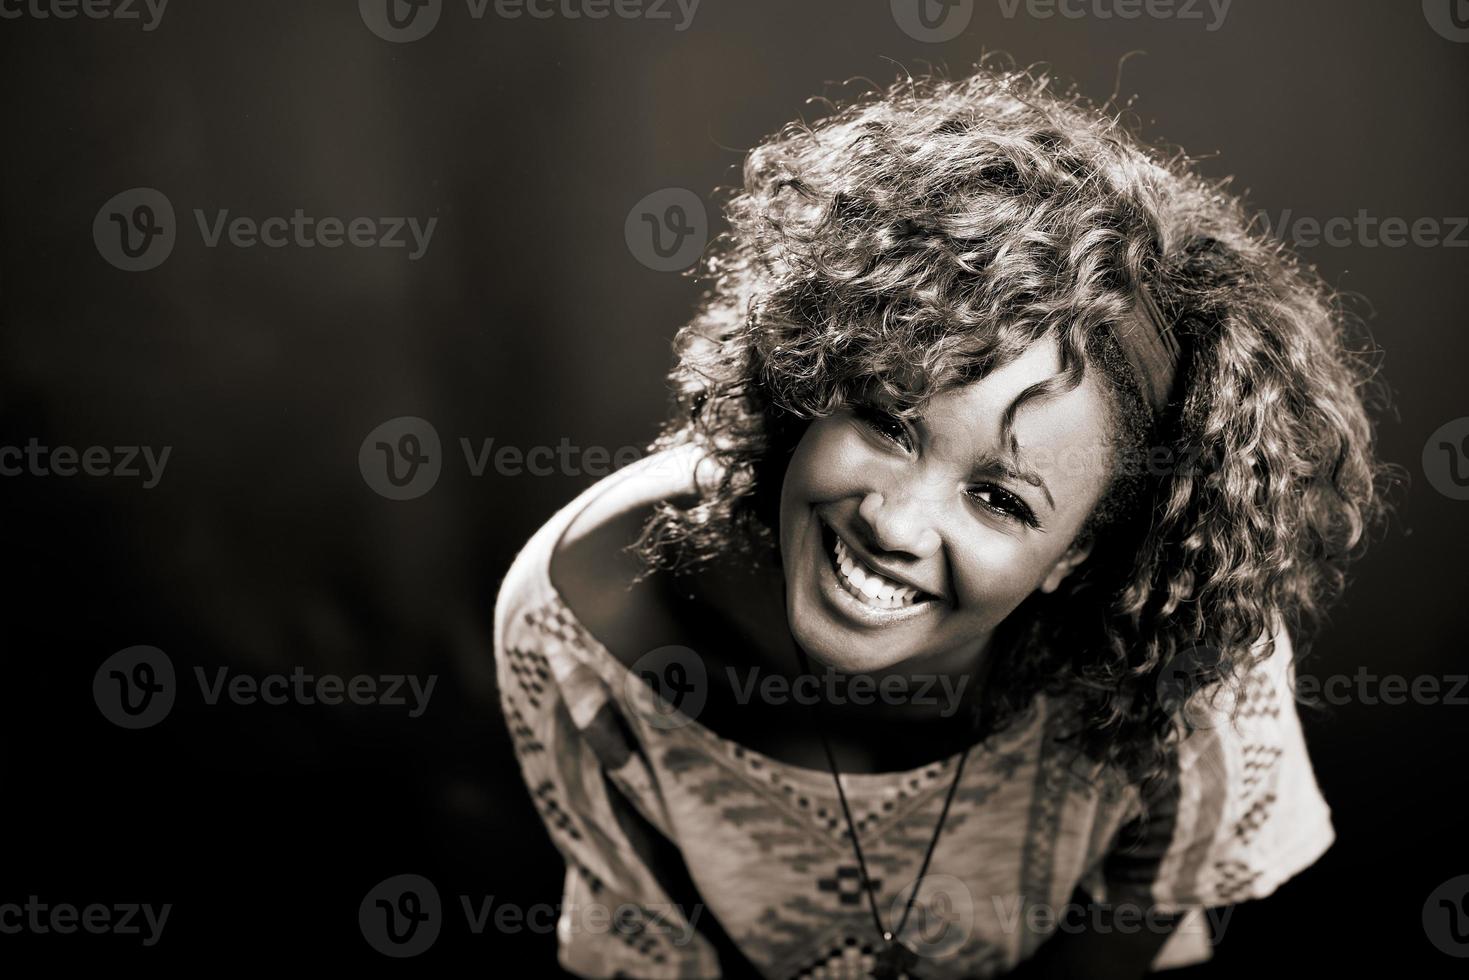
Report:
1039,539,1093,594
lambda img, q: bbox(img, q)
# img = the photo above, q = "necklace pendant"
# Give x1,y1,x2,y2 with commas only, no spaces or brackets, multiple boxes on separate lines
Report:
872,936,919,979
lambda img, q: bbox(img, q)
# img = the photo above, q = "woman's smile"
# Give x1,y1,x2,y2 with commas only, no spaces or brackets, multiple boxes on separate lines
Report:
816,514,945,626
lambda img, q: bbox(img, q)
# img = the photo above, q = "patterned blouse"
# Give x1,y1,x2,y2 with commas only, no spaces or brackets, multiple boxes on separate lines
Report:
492,444,1337,978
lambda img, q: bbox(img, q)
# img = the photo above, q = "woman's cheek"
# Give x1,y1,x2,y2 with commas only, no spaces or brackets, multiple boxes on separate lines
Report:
789,419,875,500
949,534,1049,618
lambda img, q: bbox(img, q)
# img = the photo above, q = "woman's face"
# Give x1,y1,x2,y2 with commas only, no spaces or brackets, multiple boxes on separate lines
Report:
778,335,1118,676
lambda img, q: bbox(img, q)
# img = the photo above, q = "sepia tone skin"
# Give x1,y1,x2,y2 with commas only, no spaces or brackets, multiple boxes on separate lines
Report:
777,334,1115,685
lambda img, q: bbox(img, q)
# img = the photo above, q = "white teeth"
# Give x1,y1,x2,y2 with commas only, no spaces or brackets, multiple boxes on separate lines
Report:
830,533,923,608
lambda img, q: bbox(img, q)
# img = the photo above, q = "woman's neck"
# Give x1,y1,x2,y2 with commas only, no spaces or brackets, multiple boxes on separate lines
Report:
668,543,993,731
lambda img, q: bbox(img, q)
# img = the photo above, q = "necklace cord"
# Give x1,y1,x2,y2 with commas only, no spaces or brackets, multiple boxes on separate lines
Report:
791,643,991,953
894,741,971,939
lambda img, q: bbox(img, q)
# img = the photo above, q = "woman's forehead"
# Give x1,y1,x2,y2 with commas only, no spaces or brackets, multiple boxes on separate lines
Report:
907,336,1101,423
910,342,1115,480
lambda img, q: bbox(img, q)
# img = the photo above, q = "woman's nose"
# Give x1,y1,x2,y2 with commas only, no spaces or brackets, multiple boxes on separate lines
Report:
857,489,942,558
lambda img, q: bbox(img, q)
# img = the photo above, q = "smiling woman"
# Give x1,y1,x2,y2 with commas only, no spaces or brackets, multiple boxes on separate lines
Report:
777,334,1120,680
492,61,1391,978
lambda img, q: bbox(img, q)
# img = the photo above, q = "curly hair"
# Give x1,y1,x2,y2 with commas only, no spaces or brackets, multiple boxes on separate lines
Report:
630,59,1397,795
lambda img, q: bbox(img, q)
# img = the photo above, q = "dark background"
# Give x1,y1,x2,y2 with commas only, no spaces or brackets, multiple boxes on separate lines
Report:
1,0,1465,972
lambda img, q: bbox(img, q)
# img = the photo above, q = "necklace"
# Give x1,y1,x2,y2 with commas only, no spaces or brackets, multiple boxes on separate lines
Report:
792,645,990,980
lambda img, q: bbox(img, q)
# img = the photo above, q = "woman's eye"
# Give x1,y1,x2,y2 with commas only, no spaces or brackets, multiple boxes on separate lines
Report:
853,403,914,451
966,484,1040,528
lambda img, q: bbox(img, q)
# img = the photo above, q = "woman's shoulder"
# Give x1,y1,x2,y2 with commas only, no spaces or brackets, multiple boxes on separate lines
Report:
492,442,705,665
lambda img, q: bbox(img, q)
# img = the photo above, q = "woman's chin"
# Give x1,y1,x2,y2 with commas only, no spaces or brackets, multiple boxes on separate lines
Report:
792,630,910,676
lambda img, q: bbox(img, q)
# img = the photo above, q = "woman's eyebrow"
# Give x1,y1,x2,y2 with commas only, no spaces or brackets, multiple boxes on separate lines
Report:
911,412,1057,513
974,449,1056,513
994,382,1061,513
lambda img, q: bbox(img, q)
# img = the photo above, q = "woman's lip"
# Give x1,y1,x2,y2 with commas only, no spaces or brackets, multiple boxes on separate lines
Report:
815,519,942,627
821,516,943,603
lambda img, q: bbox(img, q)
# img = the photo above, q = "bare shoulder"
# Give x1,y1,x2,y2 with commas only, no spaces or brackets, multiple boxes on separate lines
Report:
547,462,696,671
